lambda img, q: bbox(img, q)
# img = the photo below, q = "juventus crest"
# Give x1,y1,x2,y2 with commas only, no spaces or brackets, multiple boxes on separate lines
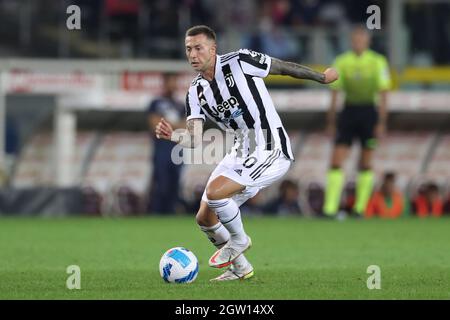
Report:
225,73,235,87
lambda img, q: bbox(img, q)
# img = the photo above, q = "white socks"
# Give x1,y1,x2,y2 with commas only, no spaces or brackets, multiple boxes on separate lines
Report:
200,221,249,270
200,222,229,249
207,198,248,245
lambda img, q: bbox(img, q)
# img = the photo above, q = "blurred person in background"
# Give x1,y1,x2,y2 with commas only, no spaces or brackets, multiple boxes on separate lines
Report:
365,172,406,219
412,182,443,217
147,73,186,214
323,25,391,219
264,179,302,215
305,182,325,216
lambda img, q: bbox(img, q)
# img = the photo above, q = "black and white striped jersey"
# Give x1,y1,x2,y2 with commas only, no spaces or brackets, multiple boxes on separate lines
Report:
185,48,294,160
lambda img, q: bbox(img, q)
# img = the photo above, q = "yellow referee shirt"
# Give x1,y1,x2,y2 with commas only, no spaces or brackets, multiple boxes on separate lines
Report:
329,49,391,106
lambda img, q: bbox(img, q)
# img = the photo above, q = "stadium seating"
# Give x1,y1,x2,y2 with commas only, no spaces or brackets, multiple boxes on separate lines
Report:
373,131,435,190
426,134,450,182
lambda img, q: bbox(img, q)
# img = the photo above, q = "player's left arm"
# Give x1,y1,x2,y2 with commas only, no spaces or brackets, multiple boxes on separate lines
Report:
269,58,339,84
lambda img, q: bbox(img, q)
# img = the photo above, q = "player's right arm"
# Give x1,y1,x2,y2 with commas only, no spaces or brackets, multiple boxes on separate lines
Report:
155,117,203,148
155,85,206,148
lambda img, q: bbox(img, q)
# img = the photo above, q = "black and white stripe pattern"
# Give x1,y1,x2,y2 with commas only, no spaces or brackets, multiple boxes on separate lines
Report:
244,73,273,150
208,199,230,209
184,49,294,160
196,85,220,123
220,52,239,64
249,150,281,180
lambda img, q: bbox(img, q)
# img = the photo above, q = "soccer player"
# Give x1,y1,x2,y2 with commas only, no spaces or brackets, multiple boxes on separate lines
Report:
155,25,338,281
323,26,391,218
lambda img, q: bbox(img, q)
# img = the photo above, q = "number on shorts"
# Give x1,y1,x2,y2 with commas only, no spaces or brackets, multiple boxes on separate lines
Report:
243,157,257,168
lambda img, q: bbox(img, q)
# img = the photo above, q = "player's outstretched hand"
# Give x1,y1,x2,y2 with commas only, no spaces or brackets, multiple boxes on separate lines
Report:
323,68,339,84
155,117,173,140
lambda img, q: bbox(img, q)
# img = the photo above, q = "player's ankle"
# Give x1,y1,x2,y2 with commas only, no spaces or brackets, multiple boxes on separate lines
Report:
230,233,248,246
232,261,250,272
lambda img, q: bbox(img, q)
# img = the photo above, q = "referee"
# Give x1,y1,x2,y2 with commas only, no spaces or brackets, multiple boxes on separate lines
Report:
323,26,391,218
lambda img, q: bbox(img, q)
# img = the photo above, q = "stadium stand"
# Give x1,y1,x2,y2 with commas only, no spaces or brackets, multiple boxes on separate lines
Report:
83,132,151,194
13,131,96,187
426,134,450,181
372,131,435,190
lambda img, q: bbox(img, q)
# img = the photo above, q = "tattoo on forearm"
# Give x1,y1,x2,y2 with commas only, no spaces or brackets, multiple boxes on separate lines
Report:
270,58,325,83
187,119,195,135
186,119,196,148
175,119,202,148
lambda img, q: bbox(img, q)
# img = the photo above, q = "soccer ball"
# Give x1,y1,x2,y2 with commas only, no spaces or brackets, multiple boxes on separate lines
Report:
159,247,199,283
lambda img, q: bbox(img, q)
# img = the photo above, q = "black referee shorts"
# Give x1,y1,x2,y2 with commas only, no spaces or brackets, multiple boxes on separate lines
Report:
334,104,378,149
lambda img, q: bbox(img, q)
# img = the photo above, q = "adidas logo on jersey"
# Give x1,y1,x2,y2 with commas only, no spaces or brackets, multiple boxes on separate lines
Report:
234,169,243,176
198,91,208,106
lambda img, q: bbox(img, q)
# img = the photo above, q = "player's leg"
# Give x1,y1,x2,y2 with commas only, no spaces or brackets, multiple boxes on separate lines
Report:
205,150,292,268
149,155,173,213
323,107,353,217
196,200,230,251
196,200,253,280
353,148,375,216
353,107,378,216
323,144,350,216
207,150,292,268
205,176,252,268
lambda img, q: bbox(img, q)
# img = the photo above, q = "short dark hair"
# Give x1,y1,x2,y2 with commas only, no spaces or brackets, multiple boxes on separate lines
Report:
185,25,216,42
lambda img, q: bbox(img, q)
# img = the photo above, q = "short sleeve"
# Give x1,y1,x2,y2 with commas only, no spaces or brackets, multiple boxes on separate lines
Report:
376,55,391,91
237,49,272,78
185,88,206,122
329,56,343,91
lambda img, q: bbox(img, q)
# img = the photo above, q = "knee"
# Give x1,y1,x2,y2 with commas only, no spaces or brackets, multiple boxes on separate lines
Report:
205,185,224,201
195,203,216,226
195,210,207,226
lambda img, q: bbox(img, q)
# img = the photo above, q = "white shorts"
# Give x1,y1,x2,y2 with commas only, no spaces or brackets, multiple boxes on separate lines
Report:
202,149,292,207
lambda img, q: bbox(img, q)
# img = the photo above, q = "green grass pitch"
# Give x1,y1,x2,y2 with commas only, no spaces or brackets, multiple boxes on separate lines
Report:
0,216,449,299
